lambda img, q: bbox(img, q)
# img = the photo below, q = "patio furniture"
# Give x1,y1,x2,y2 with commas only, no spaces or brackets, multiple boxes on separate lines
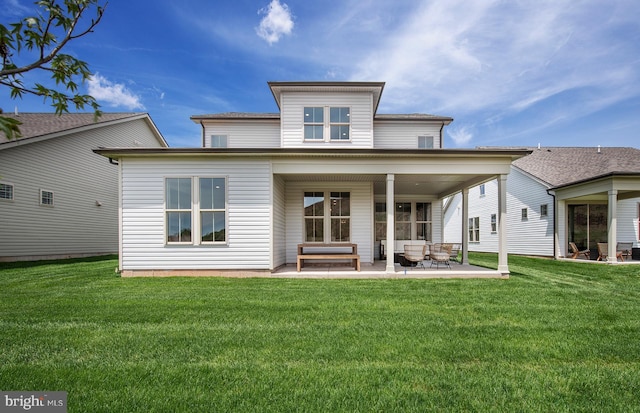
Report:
403,244,427,269
448,243,462,263
617,242,633,260
569,242,590,259
430,244,451,269
596,242,623,262
297,243,360,271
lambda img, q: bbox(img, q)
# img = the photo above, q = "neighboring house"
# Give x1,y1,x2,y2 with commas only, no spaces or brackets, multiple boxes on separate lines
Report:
0,112,167,262
95,81,529,276
443,146,640,261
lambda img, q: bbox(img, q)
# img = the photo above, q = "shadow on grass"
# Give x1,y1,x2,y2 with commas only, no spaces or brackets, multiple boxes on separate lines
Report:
0,254,117,270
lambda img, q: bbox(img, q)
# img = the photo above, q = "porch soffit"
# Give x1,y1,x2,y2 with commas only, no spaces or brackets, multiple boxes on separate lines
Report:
279,173,498,197
553,175,640,201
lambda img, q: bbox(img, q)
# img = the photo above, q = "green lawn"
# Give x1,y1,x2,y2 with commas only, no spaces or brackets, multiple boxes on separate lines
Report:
1,254,639,412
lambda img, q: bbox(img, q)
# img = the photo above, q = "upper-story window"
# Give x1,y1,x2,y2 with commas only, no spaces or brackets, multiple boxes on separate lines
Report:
330,107,350,140
210,135,227,148
418,135,434,149
304,107,350,141
304,107,324,140
40,189,54,207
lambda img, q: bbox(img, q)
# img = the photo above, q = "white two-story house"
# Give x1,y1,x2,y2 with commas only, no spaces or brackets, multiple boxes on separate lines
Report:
95,81,529,276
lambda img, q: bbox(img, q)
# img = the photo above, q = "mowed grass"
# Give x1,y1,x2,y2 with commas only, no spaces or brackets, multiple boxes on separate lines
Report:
1,255,639,412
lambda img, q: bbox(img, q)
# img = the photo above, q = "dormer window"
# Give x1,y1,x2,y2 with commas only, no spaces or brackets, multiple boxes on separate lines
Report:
304,106,351,141
330,107,350,140
304,107,324,140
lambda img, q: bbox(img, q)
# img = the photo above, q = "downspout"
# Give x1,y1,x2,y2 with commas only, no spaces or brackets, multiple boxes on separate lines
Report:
439,123,445,148
547,188,557,259
200,121,206,147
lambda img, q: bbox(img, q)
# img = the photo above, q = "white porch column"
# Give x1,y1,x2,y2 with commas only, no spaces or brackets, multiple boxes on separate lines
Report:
607,189,618,263
386,174,396,273
461,188,469,264
497,174,509,274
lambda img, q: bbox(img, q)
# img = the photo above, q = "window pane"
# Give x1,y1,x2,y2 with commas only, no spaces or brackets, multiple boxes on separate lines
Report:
167,178,191,209
331,218,350,242
417,223,431,241
416,202,431,221
201,212,214,242
304,192,324,217
396,203,411,222
305,218,324,242
168,211,191,242
41,190,54,205
211,135,227,148
396,223,411,240
375,222,386,241
418,136,434,149
330,192,350,216
304,107,323,123
330,125,349,140
304,125,323,140
330,107,349,123
200,178,224,210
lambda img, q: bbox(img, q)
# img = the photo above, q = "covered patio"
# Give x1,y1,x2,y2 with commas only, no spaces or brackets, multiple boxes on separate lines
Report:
272,260,506,279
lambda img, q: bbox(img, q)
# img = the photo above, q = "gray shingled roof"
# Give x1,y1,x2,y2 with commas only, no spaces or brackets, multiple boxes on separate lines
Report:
511,146,640,188
191,112,452,122
0,112,146,144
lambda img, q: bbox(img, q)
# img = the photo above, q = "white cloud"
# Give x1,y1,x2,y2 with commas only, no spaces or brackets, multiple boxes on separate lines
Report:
447,125,473,147
256,0,294,45
87,74,145,110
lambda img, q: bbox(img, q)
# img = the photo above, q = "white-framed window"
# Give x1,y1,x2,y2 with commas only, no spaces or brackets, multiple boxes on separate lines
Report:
418,135,434,149
469,217,480,242
491,213,497,233
304,107,324,140
199,178,226,243
166,178,192,243
210,135,227,148
304,191,350,242
0,182,14,200
540,204,548,217
479,184,486,197
375,201,433,242
165,177,228,245
521,208,528,220
330,107,350,140
40,189,54,206
304,107,350,141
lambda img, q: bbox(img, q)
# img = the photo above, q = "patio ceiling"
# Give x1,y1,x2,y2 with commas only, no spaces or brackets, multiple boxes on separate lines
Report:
279,173,497,197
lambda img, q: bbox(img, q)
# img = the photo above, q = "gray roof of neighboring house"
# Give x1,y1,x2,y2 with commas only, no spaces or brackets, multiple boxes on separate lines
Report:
190,112,453,123
0,112,162,145
507,146,640,188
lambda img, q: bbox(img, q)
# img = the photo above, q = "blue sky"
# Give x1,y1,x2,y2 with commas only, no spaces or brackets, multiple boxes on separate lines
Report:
2,0,640,148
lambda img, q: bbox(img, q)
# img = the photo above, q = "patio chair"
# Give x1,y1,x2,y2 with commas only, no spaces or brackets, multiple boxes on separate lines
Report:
597,242,623,261
403,244,427,269
430,243,451,269
617,242,633,260
449,243,462,264
568,242,590,259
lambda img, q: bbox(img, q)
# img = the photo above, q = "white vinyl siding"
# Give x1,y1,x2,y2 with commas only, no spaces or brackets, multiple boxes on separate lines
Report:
272,175,286,268
281,92,373,148
285,181,373,264
120,158,272,270
0,117,164,260
374,121,443,149
202,121,280,148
